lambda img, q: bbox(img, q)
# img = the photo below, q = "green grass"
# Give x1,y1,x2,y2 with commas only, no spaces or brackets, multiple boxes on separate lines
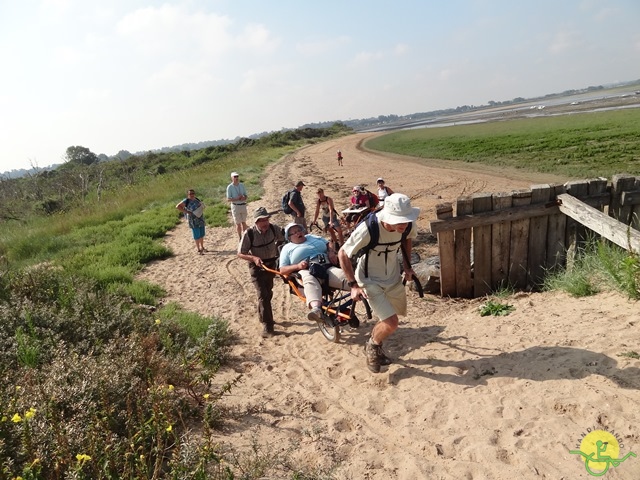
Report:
366,108,640,179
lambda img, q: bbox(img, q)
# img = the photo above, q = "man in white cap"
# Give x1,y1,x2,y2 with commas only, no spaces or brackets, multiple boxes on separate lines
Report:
238,207,285,338
338,193,420,373
227,172,248,238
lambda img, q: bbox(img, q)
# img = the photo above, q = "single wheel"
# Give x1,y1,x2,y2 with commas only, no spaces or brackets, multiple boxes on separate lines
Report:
317,318,341,343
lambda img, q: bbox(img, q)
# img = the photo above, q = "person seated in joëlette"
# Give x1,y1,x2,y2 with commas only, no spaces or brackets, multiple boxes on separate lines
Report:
278,223,349,322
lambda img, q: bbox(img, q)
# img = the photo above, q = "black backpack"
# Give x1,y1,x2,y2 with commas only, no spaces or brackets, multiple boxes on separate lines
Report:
281,189,295,214
355,212,412,277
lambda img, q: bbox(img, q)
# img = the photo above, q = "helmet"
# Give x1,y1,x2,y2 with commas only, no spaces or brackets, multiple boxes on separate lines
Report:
284,222,306,241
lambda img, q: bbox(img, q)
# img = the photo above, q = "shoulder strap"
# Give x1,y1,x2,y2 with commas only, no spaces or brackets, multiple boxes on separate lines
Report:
361,214,412,277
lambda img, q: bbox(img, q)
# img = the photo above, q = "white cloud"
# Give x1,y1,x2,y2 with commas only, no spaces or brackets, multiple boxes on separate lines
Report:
394,43,409,55
296,35,350,56
548,30,579,54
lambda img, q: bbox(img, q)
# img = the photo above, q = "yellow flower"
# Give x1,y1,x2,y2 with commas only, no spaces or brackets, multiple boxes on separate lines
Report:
11,413,22,423
76,453,91,462
24,407,36,420
203,393,210,399
15,386,22,391
14,476,24,480
166,424,172,432
155,319,161,325
140,454,145,461
167,384,174,391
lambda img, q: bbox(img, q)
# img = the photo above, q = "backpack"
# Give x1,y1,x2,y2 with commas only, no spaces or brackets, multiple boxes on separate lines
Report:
365,189,380,210
355,212,412,278
281,189,295,214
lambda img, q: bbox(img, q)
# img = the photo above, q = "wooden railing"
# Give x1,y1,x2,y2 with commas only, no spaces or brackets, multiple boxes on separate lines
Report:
429,174,640,298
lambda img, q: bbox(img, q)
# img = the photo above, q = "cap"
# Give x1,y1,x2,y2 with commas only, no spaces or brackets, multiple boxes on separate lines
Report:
231,172,239,177
296,180,306,187
377,193,420,225
284,222,306,241
377,178,385,182
254,206,270,220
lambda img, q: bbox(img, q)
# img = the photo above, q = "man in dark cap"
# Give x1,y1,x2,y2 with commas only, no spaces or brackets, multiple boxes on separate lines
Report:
288,180,307,230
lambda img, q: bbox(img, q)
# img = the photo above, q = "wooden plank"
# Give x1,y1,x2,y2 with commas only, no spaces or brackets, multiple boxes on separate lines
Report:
620,188,640,207
508,190,531,289
609,174,636,225
429,201,560,233
454,197,473,298
472,193,493,297
528,185,552,287
436,203,456,297
491,193,512,290
557,194,640,252
546,184,567,270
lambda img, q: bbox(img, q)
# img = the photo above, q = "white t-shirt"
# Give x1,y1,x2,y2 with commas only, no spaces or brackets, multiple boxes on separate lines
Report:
341,212,417,287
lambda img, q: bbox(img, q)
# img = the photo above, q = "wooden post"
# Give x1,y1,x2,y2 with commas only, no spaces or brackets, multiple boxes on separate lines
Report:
509,189,531,289
436,203,456,297
472,193,493,297
491,192,513,290
610,174,637,225
565,181,589,269
527,184,552,288
455,196,473,298
546,183,567,271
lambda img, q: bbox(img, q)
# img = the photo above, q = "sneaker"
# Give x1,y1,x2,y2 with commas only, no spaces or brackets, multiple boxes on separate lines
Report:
364,340,381,373
307,307,323,322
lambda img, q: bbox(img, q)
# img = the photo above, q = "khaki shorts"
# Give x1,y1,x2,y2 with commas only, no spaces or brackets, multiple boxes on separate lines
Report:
362,280,407,320
231,203,248,224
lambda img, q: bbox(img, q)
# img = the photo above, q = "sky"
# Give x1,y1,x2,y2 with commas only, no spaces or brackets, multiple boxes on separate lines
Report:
1,0,639,173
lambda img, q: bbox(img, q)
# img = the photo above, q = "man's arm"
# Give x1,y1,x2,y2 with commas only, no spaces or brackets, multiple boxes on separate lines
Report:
288,191,302,217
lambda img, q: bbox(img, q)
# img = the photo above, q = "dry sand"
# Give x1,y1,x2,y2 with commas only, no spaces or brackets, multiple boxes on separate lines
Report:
137,133,640,479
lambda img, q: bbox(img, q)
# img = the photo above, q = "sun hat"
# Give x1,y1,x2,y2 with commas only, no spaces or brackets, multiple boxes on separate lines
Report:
284,222,305,241
296,180,306,187
231,172,239,177
254,206,270,220
377,193,420,225
377,178,385,183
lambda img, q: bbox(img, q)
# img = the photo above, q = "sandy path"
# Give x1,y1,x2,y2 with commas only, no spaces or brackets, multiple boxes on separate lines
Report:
137,133,640,479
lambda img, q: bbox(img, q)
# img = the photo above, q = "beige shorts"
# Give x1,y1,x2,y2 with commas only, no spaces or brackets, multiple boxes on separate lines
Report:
362,280,407,320
231,203,248,224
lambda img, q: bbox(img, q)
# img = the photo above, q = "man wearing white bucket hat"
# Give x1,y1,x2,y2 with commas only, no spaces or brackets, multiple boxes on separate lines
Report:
338,193,419,373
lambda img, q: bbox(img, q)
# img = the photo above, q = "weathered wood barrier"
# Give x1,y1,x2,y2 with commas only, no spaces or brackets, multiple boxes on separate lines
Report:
429,174,640,298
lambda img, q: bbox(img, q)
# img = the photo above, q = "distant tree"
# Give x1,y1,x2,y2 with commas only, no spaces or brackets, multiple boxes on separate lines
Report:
65,146,98,166
115,150,132,161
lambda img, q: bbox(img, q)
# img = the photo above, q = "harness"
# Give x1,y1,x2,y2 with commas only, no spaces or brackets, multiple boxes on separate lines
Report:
357,213,412,278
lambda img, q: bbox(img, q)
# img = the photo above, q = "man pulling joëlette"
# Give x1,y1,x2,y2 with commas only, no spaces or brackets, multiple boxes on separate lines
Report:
338,193,419,373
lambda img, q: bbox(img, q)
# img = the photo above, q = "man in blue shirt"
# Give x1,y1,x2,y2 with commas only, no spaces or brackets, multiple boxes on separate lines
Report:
279,223,348,321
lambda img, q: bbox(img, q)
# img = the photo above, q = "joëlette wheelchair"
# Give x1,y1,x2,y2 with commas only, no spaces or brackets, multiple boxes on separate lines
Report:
261,264,372,343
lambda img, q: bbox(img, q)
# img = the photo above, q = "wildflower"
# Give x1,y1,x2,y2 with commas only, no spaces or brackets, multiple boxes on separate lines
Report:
166,424,172,432
16,386,22,390
76,453,91,462
155,319,161,325
11,413,22,423
140,454,145,461
167,384,174,391
203,393,210,400
24,407,36,420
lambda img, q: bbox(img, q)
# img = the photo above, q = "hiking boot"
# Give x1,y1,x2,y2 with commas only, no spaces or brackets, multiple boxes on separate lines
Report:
307,307,323,322
377,344,393,366
364,340,381,373
261,324,275,338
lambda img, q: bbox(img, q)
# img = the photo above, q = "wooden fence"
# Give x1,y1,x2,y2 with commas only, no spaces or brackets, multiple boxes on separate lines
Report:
428,174,640,298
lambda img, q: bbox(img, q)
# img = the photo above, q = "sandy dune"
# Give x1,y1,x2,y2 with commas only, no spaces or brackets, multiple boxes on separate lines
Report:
137,133,640,479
